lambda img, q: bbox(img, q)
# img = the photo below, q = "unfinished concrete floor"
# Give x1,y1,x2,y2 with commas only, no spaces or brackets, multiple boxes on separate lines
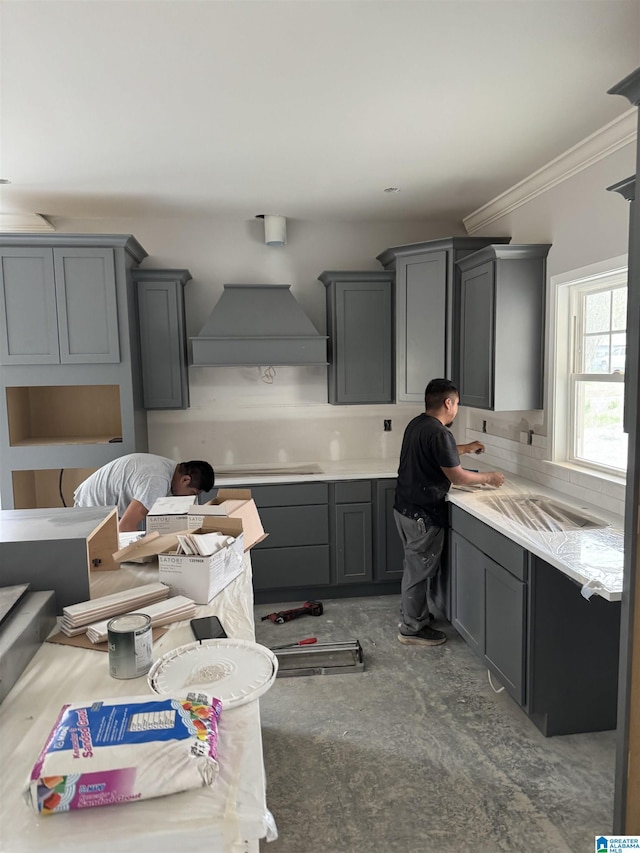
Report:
255,594,615,853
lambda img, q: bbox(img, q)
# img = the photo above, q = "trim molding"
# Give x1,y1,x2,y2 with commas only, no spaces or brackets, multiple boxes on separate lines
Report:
0,213,55,232
463,109,637,234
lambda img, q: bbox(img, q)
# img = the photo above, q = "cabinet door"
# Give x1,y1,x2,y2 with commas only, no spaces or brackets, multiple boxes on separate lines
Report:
484,556,526,704
137,277,189,409
53,248,120,363
335,502,373,583
451,531,485,658
324,276,393,404
396,251,446,402
459,261,494,409
374,479,404,581
0,248,60,364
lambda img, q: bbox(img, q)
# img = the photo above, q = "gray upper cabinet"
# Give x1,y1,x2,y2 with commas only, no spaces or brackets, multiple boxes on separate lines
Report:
319,271,393,404
0,234,149,510
134,269,192,410
0,246,120,365
455,244,551,411
376,237,510,403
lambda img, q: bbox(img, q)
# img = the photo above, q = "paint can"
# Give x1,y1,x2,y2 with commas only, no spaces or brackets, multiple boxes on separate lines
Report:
107,613,152,679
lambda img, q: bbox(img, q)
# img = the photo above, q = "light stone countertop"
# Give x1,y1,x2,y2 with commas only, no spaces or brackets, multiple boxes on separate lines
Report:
215,458,625,602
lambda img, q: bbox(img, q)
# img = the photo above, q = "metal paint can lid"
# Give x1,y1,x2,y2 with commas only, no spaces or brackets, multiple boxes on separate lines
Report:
107,613,151,633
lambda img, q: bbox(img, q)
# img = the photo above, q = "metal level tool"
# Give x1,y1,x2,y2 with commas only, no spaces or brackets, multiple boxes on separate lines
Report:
274,640,364,677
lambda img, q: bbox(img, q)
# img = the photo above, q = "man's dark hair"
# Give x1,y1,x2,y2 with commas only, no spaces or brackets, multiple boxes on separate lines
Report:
178,461,215,492
425,378,459,412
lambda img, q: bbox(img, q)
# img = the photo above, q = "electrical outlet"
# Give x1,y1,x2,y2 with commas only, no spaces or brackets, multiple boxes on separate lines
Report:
383,419,392,432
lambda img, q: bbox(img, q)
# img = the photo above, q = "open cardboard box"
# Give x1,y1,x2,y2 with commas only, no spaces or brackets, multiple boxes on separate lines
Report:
112,517,246,604
187,489,267,551
145,495,199,534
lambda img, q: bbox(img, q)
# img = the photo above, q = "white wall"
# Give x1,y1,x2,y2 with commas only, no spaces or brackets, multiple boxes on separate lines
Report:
458,141,636,515
52,215,465,467
53,137,635,504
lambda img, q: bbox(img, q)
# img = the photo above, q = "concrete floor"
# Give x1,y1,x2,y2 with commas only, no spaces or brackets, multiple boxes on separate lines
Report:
255,594,616,853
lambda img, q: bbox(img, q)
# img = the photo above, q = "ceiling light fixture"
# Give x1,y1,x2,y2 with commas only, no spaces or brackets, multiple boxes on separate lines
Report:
255,214,287,247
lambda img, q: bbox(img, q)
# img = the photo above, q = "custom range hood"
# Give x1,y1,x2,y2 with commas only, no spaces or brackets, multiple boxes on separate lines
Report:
191,284,328,366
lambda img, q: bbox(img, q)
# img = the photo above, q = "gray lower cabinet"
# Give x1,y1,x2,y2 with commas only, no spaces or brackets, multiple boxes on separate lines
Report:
451,528,526,703
450,504,620,735
333,480,373,583
374,479,404,581
244,483,331,593
455,244,551,411
0,246,120,365
134,269,191,409
205,479,403,602
376,237,510,403
319,271,393,404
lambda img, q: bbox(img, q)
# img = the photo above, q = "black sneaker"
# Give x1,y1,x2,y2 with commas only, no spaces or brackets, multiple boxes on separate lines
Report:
398,626,447,647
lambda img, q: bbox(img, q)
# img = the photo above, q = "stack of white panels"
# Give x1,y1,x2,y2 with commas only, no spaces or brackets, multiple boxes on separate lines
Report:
86,596,197,643
176,532,234,556
60,583,170,636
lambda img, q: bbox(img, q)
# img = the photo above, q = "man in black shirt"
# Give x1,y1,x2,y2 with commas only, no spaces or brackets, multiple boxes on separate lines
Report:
394,378,505,646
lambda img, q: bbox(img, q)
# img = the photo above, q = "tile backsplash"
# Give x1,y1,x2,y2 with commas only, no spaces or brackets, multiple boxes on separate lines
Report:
462,423,626,518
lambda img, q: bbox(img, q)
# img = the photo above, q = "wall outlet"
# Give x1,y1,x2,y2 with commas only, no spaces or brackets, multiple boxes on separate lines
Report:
383,419,392,432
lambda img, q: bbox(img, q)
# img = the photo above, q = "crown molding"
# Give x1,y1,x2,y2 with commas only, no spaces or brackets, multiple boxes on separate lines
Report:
0,213,55,232
463,109,637,234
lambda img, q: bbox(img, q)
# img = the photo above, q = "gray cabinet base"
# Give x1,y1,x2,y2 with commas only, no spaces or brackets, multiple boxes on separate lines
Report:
254,581,400,606
527,556,620,736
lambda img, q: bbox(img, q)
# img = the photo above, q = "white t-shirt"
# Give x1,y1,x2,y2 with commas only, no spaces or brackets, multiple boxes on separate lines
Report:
73,454,178,517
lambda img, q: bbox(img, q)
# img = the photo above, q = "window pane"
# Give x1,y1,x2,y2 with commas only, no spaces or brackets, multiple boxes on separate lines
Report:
584,291,611,334
584,334,610,373
611,333,626,374
612,287,627,330
574,380,627,471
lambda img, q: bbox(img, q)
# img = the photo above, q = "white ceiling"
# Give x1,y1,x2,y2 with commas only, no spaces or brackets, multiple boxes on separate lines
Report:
2,0,639,224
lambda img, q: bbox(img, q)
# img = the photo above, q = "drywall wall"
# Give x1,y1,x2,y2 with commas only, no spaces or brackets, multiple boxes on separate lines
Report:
50,214,464,466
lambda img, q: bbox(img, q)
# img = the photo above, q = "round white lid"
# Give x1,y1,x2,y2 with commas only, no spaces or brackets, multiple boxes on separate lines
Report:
147,638,278,709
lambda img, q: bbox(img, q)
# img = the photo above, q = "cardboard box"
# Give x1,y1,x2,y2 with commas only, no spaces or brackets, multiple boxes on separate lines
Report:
146,495,198,534
157,517,245,604
187,489,267,551
113,517,247,605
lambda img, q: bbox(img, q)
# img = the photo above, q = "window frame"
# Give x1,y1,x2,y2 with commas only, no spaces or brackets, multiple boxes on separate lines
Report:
549,256,628,480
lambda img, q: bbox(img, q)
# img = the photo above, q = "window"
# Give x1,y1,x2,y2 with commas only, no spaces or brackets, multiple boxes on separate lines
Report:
570,278,627,472
551,259,628,478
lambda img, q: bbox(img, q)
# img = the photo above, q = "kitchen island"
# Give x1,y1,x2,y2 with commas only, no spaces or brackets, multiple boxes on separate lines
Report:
0,553,275,853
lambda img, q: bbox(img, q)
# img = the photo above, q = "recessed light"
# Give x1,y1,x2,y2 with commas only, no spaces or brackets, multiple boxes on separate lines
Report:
383,187,400,193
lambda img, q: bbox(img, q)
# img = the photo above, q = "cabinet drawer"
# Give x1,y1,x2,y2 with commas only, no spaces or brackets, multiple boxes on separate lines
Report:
334,480,371,503
253,505,329,549
450,505,527,581
246,482,329,508
251,546,330,589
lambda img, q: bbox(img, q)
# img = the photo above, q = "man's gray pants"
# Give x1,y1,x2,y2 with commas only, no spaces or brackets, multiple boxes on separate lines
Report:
393,509,445,634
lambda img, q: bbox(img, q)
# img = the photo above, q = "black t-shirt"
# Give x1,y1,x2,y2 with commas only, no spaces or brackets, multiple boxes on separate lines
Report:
394,414,460,527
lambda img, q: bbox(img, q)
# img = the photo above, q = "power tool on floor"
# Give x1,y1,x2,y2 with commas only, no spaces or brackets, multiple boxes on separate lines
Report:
261,600,324,624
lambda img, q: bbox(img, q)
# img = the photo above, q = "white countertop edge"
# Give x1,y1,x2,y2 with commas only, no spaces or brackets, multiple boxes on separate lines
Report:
446,484,624,602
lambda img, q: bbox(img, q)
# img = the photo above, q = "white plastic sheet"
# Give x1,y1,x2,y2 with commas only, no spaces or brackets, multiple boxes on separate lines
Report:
0,553,277,852
448,477,624,600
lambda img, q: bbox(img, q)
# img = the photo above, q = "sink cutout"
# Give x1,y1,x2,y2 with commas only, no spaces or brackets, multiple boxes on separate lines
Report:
477,494,607,531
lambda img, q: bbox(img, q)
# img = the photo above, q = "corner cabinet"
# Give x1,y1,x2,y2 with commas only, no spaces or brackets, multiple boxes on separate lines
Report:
318,270,393,404
455,244,551,411
134,269,192,410
449,504,620,735
0,234,149,510
376,237,510,403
